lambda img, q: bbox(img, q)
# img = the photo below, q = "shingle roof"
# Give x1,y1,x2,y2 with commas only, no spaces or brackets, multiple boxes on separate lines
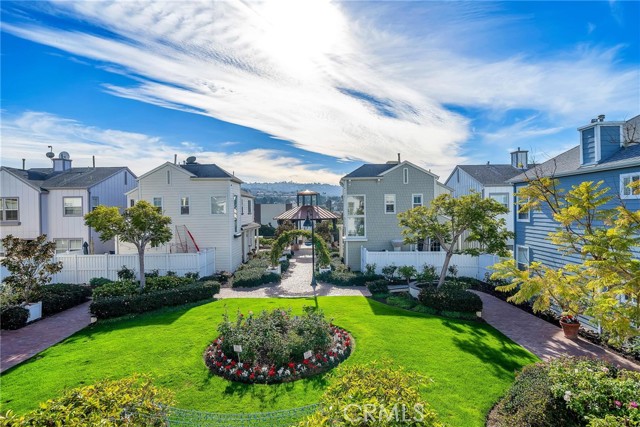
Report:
3,166,130,190
342,163,397,178
241,190,254,198
457,164,526,185
180,163,235,179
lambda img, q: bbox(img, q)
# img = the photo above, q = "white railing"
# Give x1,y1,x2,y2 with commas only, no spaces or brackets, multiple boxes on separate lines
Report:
1,249,215,284
360,247,501,280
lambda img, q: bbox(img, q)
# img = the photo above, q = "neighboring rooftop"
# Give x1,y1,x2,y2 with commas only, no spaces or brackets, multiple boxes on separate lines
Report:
456,164,528,186
342,163,396,178
2,166,131,190
180,163,237,180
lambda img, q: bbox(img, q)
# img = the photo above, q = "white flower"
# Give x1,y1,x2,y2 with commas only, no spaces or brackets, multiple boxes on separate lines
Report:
564,391,572,402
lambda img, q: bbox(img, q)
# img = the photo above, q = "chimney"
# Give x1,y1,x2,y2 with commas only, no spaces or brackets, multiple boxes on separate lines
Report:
598,114,606,122
486,161,490,166
22,159,25,170
510,147,529,170
174,154,177,165
92,155,96,168
397,153,401,163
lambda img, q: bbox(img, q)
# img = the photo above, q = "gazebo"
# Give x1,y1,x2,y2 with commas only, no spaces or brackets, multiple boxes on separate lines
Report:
273,190,339,229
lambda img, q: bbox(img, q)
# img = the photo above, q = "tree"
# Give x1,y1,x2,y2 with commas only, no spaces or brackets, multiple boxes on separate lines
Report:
85,201,172,290
275,220,295,237
491,179,640,343
0,235,62,303
398,193,512,288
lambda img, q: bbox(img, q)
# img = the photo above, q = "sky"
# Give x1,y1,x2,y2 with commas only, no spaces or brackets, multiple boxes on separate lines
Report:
1,1,639,184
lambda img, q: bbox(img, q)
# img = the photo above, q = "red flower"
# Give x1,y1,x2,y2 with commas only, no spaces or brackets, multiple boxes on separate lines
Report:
288,362,295,368
268,369,276,377
243,362,250,370
216,362,222,367
249,373,255,380
303,359,309,365
231,360,237,366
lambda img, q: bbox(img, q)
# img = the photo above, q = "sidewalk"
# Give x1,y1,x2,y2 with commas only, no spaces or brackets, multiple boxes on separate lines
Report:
472,291,639,371
0,301,92,373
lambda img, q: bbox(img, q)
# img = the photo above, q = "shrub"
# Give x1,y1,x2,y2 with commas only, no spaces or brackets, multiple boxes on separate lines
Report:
381,265,398,281
184,272,200,280
90,282,220,319
89,277,113,287
144,269,160,278
93,280,139,299
417,264,438,284
298,361,443,427
317,270,379,286
366,279,389,295
398,265,418,284
166,270,177,277
2,374,174,426
232,268,280,288
281,258,290,273
364,263,377,276
117,265,136,281
145,276,194,292
1,306,29,330
38,284,92,316
418,287,482,313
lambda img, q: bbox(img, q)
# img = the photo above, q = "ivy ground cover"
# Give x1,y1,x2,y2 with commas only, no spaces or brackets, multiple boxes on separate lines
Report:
0,297,538,427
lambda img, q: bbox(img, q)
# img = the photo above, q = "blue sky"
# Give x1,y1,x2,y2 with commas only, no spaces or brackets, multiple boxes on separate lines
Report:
2,1,638,183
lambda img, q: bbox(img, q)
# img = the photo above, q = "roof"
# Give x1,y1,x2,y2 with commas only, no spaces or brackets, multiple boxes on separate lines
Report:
2,166,131,190
456,164,527,186
342,163,397,178
240,190,255,198
273,205,339,222
179,163,241,182
509,144,640,183
241,222,261,230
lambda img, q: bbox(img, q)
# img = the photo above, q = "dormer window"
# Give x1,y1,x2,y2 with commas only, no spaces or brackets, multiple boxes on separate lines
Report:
581,127,596,165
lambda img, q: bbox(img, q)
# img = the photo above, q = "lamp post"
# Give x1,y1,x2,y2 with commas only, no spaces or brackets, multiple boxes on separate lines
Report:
303,210,317,289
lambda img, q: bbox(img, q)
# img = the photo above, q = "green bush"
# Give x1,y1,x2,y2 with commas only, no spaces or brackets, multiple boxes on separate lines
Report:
317,270,379,286
38,284,92,316
117,265,136,281
387,293,418,310
298,361,443,427
418,287,482,313
90,282,220,319
89,277,112,287
366,279,389,295
2,374,173,426
92,280,139,299
1,306,29,330
232,268,279,288
145,276,194,292
281,258,290,273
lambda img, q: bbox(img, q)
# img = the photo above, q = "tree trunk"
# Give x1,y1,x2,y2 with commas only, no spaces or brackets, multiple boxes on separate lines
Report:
438,251,454,288
138,246,146,290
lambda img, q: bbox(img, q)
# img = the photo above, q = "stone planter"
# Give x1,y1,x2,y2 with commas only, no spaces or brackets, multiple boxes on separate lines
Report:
318,266,331,274
266,265,281,275
560,320,580,339
25,301,43,323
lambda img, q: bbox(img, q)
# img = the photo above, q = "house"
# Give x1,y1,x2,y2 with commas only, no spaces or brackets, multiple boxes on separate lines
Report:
340,158,452,271
510,114,640,270
0,150,136,254
122,157,260,272
444,148,531,250
255,203,292,227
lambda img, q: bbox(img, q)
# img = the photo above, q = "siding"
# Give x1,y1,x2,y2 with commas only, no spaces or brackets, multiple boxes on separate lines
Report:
515,165,640,269
599,126,621,161
582,127,596,164
0,170,41,240
46,189,89,244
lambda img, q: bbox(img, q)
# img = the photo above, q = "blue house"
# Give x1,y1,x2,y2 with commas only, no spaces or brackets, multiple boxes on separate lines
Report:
510,114,640,271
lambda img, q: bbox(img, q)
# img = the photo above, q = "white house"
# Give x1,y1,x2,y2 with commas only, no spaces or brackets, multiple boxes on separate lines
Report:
444,149,530,250
122,157,260,273
0,150,136,254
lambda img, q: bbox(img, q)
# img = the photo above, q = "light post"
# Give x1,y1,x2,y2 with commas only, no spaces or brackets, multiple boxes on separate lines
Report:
303,211,317,290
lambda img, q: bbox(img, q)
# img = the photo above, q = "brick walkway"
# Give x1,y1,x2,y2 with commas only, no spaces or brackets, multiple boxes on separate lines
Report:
218,249,371,299
0,301,92,373
472,291,639,371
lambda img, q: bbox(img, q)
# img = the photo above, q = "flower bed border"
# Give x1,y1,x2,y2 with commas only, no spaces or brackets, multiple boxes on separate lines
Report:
204,325,353,384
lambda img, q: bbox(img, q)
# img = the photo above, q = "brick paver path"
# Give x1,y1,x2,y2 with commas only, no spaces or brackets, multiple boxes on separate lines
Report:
0,301,92,373
472,291,639,371
218,249,370,299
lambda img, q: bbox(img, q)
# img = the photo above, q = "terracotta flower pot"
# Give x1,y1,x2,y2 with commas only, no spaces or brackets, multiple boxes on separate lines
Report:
560,320,580,339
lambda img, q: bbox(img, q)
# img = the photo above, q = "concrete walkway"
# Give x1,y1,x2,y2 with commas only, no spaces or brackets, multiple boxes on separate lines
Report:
218,249,370,299
0,301,92,373
472,291,639,371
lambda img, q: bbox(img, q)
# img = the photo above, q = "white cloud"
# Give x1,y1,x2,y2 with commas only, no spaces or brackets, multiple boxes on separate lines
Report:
1,111,343,184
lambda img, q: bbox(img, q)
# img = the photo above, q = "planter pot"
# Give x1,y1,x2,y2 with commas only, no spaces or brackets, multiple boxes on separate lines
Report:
266,265,281,275
560,321,580,339
25,301,43,323
318,266,331,274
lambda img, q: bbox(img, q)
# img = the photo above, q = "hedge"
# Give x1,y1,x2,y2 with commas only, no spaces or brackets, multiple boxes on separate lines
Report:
317,271,382,286
418,287,482,313
1,306,29,330
366,279,389,295
38,284,92,317
232,268,280,288
90,282,221,319
145,276,195,292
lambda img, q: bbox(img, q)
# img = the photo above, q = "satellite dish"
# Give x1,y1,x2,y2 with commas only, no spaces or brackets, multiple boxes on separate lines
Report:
186,156,197,164
46,151,55,159
59,151,70,160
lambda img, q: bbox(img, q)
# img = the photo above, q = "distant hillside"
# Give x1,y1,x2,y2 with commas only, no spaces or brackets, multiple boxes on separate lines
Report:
243,182,342,198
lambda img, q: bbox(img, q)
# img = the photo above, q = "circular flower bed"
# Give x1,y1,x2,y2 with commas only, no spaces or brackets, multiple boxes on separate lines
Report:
204,308,352,384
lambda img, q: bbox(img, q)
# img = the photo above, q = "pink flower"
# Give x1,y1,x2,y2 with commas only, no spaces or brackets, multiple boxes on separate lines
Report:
630,401,638,409
614,400,622,408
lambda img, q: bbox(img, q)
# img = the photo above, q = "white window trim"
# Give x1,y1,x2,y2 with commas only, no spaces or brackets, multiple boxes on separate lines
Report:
0,197,20,222
152,196,163,212
180,196,190,215
412,193,423,209
403,168,409,184
516,245,530,269
620,172,640,199
211,195,227,214
384,194,396,214
54,238,83,254
516,196,530,222
488,192,510,210
345,194,366,239
63,196,83,217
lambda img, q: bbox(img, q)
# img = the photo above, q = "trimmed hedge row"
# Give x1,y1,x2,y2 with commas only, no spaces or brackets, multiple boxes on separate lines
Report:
90,281,221,319
1,306,29,330
366,279,389,295
232,268,280,288
317,271,382,286
418,287,482,314
39,284,92,317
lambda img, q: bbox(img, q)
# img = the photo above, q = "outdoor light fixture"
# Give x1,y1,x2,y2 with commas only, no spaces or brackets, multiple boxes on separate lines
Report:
304,211,317,290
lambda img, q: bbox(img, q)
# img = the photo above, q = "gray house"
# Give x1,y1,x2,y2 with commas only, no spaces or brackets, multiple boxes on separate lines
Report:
340,159,451,271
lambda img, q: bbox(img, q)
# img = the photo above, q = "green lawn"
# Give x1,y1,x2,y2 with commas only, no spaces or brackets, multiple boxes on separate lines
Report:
0,297,538,426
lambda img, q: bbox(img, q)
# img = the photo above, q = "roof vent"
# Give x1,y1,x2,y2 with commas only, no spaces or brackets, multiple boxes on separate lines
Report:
591,118,598,123
598,114,606,122
186,156,197,164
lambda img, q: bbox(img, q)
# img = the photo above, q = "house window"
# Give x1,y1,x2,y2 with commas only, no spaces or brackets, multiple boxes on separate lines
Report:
621,172,640,199
384,194,396,214
233,195,238,232
516,196,530,221
516,245,530,270
91,196,100,211
124,172,128,185
0,198,19,221
54,238,82,254
153,197,163,212
211,196,226,214
429,238,441,252
130,199,135,207
180,197,190,215
412,194,423,208
248,200,252,214
403,168,409,184
63,197,83,216
489,193,509,209
167,170,171,185
346,195,365,237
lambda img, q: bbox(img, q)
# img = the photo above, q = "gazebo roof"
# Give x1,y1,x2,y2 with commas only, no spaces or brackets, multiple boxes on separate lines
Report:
297,189,318,196
273,205,338,222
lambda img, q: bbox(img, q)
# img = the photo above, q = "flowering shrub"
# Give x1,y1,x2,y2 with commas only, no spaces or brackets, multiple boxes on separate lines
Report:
560,314,580,324
205,307,352,383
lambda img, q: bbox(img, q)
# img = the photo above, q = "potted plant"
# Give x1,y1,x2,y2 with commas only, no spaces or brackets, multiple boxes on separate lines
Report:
559,314,580,339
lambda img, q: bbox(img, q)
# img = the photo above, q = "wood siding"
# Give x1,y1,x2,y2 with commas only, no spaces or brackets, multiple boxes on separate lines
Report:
0,170,41,240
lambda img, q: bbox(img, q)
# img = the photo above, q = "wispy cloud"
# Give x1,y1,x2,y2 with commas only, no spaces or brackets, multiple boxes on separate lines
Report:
1,111,343,183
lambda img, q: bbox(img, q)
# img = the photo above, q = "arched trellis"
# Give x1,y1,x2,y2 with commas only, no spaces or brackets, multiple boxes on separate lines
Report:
270,229,331,267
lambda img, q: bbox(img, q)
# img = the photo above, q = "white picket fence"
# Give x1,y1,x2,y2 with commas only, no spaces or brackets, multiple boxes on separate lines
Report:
361,247,501,280
1,249,215,284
